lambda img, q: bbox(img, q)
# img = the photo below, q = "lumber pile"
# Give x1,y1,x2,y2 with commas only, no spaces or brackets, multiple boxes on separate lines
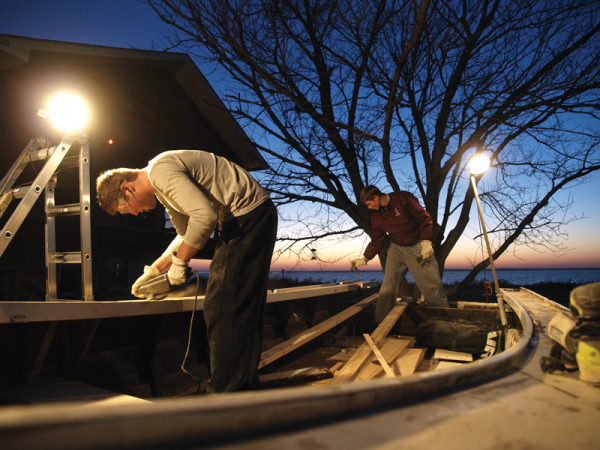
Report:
329,298,416,385
328,297,427,382
255,297,428,388
258,293,379,370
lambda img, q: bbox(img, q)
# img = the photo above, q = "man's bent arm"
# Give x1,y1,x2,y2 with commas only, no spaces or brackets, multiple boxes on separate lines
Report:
175,241,200,263
151,255,172,274
150,241,200,274
363,225,387,261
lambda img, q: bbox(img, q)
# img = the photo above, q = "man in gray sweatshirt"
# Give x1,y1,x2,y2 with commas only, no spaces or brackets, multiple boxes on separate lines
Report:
97,150,278,393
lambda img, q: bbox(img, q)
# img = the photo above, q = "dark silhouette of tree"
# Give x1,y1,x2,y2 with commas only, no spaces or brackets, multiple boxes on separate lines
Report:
148,0,600,292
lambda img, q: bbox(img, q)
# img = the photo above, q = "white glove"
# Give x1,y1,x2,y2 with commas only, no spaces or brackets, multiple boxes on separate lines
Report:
168,253,188,286
350,256,368,271
420,240,434,260
132,265,160,298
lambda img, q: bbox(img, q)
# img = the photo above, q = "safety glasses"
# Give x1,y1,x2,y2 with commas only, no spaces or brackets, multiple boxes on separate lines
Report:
117,189,135,214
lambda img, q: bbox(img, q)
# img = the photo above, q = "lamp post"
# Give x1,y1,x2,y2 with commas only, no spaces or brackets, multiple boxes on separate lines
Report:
469,154,508,327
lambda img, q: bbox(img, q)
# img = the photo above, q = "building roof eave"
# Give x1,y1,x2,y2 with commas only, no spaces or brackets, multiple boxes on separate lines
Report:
0,34,269,171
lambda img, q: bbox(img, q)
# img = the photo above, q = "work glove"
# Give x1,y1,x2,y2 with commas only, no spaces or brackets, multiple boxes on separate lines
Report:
350,256,368,271
168,253,189,286
132,265,160,298
420,240,434,260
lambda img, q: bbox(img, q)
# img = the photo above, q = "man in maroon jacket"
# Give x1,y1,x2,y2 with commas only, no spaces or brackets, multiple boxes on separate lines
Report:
351,186,449,322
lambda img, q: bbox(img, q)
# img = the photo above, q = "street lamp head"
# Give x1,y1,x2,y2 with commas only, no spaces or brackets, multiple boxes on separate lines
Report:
49,94,87,130
469,154,490,175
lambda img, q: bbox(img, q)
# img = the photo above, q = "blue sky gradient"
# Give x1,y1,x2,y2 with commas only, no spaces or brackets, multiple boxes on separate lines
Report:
2,0,598,270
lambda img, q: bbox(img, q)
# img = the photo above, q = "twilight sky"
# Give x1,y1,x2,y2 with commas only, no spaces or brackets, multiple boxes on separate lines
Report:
2,0,599,271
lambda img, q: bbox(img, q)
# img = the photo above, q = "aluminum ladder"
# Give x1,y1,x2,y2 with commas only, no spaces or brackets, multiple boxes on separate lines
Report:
0,131,93,301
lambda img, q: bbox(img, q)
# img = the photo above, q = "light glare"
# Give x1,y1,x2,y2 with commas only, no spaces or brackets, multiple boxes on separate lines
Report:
469,154,490,175
49,94,87,130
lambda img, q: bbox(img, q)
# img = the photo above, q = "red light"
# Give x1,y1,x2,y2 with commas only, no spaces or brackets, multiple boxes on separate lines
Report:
108,139,114,144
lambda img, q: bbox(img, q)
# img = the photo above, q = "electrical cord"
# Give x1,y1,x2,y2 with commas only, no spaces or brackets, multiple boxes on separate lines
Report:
180,269,203,393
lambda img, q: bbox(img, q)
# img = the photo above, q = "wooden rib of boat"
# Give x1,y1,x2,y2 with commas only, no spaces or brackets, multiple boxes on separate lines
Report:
0,284,599,450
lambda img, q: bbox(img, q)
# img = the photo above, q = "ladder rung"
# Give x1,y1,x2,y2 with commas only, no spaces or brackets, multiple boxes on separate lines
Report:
48,252,82,264
47,203,81,216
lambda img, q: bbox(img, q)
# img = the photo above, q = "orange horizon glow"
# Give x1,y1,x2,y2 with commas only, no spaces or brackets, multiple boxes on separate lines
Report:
188,243,600,272
188,179,600,273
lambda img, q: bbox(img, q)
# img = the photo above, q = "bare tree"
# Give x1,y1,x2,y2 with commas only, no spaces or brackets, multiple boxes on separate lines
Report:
147,0,600,292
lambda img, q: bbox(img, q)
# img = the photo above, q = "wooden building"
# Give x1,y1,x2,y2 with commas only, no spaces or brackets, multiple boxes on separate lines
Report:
0,34,267,301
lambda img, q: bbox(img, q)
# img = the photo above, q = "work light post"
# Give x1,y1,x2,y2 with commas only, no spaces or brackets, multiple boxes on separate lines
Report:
469,155,508,327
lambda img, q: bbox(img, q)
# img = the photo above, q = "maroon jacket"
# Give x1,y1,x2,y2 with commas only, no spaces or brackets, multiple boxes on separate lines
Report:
363,191,433,260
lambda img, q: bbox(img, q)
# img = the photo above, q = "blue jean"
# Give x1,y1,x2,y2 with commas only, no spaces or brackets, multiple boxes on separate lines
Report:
375,241,449,323
203,199,278,393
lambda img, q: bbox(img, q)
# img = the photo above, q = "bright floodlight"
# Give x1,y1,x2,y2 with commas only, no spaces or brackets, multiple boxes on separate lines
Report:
49,94,87,130
469,154,490,175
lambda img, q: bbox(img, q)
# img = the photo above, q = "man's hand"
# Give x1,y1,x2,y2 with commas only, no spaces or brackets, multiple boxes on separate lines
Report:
420,240,434,260
168,253,189,285
350,256,368,271
132,265,160,298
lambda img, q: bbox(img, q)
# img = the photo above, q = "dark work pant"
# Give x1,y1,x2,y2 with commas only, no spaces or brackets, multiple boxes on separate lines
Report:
203,199,278,393
375,241,448,323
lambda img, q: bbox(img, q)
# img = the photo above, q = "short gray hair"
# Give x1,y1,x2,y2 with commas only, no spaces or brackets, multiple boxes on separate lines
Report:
96,168,139,215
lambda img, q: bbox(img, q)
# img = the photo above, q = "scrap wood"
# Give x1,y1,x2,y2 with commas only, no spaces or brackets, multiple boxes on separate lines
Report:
362,334,395,378
258,293,378,369
329,362,344,374
433,349,473,362
392,348,426,376
329,298,410,385
260,367,332,388
258,367,329,383
434,361,464,371
355,337,414,381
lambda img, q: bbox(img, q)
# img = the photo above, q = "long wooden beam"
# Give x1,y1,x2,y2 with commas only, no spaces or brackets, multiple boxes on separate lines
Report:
258,293,378,369
329,298,410,385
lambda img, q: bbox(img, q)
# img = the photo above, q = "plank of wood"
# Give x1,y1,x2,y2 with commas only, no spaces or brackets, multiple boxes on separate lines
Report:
363,334,395,378
258,293,379,369
329,298,410,385
434,361,464,371
258,367,324,383
433,349,473,362
329,362,344,374
355,337,414,381
391,348,426,376
259,368,333,388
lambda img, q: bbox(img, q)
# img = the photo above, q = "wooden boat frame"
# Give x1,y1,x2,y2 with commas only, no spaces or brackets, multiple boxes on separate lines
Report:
0,287,542,450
